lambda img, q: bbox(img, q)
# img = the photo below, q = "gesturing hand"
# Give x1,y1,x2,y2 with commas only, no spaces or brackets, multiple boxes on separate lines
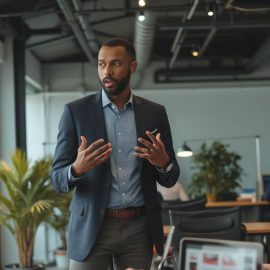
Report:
134,131,170,168
72,136,112,177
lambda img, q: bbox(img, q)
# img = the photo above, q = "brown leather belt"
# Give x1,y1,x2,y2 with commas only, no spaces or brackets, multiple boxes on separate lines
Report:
105,206,145,219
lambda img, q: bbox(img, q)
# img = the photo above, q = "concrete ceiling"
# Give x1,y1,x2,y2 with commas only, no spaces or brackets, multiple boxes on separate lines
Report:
1,0,270,83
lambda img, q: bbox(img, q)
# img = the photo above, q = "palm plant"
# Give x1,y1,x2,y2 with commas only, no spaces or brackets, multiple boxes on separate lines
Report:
0,149,60,269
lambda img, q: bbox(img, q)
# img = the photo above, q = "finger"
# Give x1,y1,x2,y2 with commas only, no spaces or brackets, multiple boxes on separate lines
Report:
138,137,154,149
78,136,87,151
156,133,165,148
92,148,112,166
85,139,105,153
133,151,151,159
134,146,151,154
146,131,158,144
90,143,112,158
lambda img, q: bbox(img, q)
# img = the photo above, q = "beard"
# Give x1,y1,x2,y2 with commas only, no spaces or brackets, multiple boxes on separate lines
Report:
100,71,131,97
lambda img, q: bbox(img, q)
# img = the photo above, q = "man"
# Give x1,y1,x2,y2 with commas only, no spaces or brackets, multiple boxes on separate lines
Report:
51,37,180,270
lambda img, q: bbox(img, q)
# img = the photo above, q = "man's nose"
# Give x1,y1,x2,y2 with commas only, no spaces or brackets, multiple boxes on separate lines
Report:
104,65,112,75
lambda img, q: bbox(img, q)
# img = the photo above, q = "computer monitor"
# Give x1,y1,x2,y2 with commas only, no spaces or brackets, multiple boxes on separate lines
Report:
179,237,264,270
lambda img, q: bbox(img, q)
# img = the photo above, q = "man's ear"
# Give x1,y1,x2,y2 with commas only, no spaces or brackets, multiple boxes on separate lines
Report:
130,60,137,73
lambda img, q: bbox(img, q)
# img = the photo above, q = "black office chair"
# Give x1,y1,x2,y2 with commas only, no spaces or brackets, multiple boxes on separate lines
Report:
161,195,207,225
169,207,245,257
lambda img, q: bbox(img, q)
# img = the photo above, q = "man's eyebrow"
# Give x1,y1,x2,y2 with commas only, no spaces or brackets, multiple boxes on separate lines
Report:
98,58,123,62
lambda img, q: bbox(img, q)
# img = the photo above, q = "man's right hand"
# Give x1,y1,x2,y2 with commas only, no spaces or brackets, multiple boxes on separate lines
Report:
71,136,112,177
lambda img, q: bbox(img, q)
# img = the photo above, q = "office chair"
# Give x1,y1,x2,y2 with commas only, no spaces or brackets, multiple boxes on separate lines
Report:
169,207,245,257
157,226,176,270
161,195,207,225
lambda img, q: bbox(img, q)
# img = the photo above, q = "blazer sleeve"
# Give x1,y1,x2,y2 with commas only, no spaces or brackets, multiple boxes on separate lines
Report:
156,106,180,188
51,104,80,193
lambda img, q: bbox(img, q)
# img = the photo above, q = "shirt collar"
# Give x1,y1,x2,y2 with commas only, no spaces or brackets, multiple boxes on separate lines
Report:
101,89,134,109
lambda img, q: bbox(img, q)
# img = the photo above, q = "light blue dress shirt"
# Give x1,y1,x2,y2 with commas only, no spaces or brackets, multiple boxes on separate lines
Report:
102,90,144,209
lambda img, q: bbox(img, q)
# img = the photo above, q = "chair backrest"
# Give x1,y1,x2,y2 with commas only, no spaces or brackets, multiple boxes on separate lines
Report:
162,194,207,211
169,207,243,254
161,195,207,225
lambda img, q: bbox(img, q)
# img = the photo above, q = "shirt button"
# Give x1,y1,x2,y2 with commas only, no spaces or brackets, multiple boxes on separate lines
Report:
118,132,121,136
122,182,125,185
117,116,121,119
118,149,122,153
119,167,122,170
122,193,126,196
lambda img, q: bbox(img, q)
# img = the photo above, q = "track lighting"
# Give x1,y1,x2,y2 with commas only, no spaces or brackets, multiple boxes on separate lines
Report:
138,0,146,7
191,45,199,57
207,2,215,16
138,11,145,21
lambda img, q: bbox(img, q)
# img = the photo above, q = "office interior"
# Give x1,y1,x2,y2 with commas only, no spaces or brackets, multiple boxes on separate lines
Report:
1,0,270,268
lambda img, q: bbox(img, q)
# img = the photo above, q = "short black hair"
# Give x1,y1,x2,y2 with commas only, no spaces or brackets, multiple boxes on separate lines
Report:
101,37,136,60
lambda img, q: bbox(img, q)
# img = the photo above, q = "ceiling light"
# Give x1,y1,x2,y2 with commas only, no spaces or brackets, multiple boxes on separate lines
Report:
191,48,199,57
208,10,214,16
138,12,145,21
138,0,146,7
207,2,215,17
177,143,193,157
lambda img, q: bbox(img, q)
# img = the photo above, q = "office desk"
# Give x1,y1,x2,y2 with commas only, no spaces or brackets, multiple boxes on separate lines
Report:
206,200,270,207
163,222,270,237
243,222,270,234
206,200,270,222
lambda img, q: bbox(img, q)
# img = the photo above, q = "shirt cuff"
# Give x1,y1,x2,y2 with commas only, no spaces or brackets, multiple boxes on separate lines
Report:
68,165,83,181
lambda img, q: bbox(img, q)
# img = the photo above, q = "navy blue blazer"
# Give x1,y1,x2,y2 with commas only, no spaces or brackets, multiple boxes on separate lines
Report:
51,91,180,261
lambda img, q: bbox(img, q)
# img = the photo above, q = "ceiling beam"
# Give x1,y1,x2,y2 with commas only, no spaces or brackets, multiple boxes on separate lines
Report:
56,0,95,63
199,28,217,56
27,35,74,50
247,37,270,72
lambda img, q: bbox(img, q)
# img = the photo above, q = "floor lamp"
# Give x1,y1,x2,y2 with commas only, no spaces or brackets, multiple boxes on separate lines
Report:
177,135,263,200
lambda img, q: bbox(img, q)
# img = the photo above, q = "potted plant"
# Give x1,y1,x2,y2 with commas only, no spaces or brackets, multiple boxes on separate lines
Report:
0,149,61,270
47,192,72,268
188,141,243,201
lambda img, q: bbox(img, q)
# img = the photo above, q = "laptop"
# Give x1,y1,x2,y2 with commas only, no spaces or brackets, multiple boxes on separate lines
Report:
179,237,264,270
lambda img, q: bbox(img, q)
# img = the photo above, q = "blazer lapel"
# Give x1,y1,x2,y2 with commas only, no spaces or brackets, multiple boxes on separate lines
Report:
133,95,147,140
89,91,107,141
88,91,112,175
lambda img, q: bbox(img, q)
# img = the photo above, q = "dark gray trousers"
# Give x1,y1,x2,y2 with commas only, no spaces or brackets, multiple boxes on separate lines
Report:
69,215,153,270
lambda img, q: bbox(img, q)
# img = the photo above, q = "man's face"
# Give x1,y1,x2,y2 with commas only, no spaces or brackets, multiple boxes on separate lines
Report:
98,46,137,97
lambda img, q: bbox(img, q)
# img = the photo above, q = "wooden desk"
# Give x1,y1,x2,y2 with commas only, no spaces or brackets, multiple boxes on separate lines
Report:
206,200,270,207
163,222,270,236
243,222,270,234
206,200,270,222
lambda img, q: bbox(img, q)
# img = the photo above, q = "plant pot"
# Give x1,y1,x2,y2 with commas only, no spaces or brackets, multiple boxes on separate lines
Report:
217,192,238,201
3,264,44,270
207,193,217,202
55,248,69,268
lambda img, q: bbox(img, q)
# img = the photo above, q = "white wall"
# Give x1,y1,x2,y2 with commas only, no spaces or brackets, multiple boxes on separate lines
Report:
27,86,270,196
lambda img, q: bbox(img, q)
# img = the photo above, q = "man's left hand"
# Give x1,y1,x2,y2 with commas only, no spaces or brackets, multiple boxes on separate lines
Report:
134,131,170,168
